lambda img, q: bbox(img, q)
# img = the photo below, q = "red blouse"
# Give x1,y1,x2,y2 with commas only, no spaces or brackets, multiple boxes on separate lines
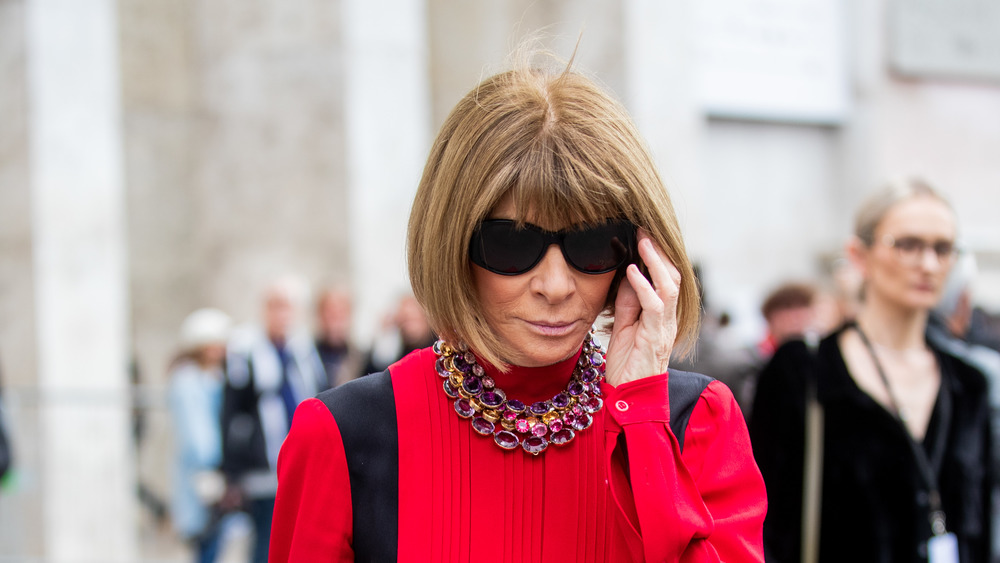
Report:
270,347,766,562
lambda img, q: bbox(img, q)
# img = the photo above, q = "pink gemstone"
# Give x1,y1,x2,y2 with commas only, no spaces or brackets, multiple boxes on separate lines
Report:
581,396,603,414
503,410,518,422
572,405,583,415
570,413,593,431
481,375,495,389
494,431,519,450
522,436,548,455
515,419,530,433
531,424,548,437
550,428,575,445
548,420,563,433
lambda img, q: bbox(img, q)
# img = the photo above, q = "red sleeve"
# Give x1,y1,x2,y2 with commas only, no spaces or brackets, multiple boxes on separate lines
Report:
604,374,766,563
681,380,767,562
269,398,354,562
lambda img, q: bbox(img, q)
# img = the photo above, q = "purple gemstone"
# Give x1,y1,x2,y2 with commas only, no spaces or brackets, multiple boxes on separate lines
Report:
471,416,495,435
552,393,571,409
581,396,603,414
550,428,575,445
494,431,520,450
592,384,602,397
480,391,503,408
452,354,468,372
460,352,476,372
443,380,459,398
580,367,600,383
432,340,445,355
589,351,605,367
548,419,564,433
522,436,548,455
462,376,483,396
570,413,593,431
530,401,551,416
506,399,526,413
567,381,585,396
454,399,475,418
531,424,548,437
435,357,451,378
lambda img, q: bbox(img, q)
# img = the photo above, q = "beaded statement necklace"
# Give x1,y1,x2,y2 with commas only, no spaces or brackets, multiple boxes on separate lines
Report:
433,331,607,455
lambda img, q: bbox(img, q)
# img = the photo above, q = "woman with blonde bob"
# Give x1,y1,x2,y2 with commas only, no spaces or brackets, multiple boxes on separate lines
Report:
751,179,992,562
270,58,766,562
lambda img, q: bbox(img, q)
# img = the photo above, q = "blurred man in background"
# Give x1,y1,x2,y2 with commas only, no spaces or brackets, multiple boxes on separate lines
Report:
219,277,325,563
313,287,361,388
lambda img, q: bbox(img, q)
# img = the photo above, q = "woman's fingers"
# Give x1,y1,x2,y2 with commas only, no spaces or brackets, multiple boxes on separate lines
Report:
605,231,682,386
637,229,681,302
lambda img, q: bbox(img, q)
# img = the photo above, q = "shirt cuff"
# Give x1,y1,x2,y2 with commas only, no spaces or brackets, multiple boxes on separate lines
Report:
603,372,670,425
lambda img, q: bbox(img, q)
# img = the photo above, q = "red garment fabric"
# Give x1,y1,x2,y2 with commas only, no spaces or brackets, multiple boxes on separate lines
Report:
270,347,766,562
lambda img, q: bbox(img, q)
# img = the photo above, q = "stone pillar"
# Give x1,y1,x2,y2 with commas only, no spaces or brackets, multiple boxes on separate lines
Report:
342,0,432,343
26,0,136,559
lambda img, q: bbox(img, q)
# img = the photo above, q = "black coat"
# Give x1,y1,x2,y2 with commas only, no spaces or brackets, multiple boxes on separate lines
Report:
749,326,992,563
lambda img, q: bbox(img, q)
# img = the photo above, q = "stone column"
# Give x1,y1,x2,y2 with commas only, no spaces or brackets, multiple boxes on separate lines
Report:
26,0,136,559
342,0,432,343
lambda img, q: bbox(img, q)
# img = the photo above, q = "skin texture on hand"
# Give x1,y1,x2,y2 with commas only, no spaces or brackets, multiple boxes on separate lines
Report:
604,229,682,386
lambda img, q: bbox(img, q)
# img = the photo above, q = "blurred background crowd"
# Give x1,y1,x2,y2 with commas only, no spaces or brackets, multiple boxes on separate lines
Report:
1,0,999,561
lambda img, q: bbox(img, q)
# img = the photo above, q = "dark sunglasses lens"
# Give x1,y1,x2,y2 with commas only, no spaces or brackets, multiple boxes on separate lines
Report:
475,222,545,274
564,223,632,273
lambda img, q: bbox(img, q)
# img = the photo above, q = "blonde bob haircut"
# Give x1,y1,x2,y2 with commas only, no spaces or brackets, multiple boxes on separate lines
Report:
407,60,699,369
854,177,953,246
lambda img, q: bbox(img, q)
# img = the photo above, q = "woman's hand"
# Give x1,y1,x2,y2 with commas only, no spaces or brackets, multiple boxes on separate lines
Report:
604,229,681,387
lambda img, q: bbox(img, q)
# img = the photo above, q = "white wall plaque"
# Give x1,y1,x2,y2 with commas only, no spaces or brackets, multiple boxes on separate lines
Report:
694,0,849,124
889,0,1000,81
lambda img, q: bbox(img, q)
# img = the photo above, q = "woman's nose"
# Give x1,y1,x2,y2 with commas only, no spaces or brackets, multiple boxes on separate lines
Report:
530,244,575,303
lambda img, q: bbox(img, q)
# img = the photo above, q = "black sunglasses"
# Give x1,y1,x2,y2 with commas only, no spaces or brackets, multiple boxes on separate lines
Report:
469,219,635,275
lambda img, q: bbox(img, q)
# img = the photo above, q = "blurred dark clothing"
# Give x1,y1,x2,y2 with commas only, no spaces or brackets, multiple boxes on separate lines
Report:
928,313,1000,562
0,368,10,483
314,339,362,388
750,327,992,563
221,330,325,487
971,308,1000,354
361,333,437,377
220,328,325,563
672,321,762,417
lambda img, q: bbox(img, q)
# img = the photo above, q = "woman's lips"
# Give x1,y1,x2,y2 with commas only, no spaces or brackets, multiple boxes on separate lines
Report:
525,320,578,336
